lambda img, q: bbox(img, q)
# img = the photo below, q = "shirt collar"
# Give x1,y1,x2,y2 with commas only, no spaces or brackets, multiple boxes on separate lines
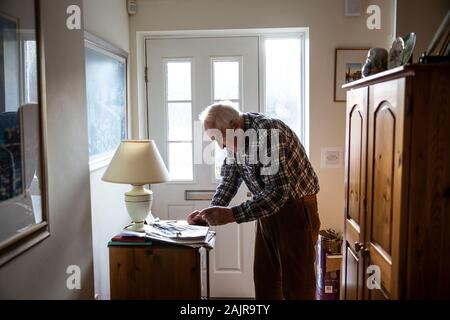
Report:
242,112,251,131
235,113,253,159
227,113,253,160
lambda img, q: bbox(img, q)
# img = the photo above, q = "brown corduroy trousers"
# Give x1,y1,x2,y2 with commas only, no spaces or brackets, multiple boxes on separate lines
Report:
254,194,320,300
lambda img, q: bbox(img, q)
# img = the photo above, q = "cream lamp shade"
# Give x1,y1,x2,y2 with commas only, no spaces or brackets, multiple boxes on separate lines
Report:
102,140,169,232
102,140,169,184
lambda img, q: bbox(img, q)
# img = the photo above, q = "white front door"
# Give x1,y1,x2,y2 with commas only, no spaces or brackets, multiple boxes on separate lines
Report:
146,37,259,298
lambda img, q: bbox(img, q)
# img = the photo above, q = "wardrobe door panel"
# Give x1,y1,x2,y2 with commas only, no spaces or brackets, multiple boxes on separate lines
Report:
366,79,406,300
342,87,368,299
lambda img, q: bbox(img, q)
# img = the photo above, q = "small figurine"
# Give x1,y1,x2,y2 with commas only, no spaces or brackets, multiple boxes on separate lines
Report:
362,48,388,77
388,37,405,69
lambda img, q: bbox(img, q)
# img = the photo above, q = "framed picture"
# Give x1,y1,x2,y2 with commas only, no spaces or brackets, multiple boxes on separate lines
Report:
334,47,369,102
84,31,128,171
1,0,50,266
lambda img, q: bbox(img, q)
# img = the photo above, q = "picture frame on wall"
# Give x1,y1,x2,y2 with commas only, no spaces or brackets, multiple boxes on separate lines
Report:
334,47,369,102
1,0,50,266
84,31,129,171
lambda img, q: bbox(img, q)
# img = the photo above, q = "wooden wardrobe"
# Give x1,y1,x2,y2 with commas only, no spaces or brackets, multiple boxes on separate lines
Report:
341,63,450,300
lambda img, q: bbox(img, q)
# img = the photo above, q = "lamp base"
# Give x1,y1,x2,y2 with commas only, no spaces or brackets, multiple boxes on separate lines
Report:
124,211,157,233
125,221,146,232
124,185,153,233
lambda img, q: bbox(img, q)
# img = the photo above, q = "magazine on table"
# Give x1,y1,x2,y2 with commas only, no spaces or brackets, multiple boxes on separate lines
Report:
121,220,215,247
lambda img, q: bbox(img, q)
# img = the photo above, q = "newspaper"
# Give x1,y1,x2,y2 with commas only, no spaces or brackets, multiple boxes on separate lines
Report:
147,221,209,240
122,220,215,248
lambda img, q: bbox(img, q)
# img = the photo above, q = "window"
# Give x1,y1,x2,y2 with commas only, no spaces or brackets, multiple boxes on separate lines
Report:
212,58,241,179
264,37,304,142
85,34,128,164
166,60,193,181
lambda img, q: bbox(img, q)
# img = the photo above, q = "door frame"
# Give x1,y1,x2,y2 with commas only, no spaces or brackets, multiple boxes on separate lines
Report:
135,27,310,154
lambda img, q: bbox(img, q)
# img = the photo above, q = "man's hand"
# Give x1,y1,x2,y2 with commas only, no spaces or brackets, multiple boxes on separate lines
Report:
200,206,235,226
187,210,207,225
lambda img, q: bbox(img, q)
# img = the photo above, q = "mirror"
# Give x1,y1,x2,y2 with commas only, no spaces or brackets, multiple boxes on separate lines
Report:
0,0,48,265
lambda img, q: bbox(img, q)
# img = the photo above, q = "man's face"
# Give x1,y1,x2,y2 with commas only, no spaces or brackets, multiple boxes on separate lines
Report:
204,121,238,152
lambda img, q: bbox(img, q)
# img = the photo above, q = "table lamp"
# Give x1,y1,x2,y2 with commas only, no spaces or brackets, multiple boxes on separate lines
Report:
102,140,170,232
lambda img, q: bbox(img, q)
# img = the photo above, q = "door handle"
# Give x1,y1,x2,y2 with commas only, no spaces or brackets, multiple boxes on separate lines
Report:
354,242,365,252
354,242,370,256
362,248,370,257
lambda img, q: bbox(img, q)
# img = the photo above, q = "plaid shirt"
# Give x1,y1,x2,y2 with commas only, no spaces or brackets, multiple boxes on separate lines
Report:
211,112,320,223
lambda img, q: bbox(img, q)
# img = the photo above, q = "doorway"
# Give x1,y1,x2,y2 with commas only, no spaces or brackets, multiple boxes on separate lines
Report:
144,29,308,297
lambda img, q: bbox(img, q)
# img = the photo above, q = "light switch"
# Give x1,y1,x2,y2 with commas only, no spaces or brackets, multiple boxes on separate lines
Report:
321,147,343,168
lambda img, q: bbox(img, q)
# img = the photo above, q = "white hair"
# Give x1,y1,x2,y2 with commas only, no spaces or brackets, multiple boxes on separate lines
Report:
198,101,242,130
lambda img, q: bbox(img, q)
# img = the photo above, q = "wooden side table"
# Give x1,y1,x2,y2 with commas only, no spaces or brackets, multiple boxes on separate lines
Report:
109,240,213,300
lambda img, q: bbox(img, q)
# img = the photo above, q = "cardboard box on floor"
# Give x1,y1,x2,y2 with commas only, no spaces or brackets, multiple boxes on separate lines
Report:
316,230,343,300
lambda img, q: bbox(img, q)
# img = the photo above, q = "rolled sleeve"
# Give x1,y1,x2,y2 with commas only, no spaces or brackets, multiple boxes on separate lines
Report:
211,159,242,207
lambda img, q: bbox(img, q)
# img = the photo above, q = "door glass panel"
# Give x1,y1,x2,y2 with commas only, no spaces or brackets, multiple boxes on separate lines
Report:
167,61,191,101
212,58,240,180
213,60,239,100
168,142,193,180
168,102,192,141
166,60,193,181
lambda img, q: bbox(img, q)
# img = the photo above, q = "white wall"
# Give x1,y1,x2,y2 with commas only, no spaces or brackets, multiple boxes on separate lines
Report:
83,0,131,300
0,0,94,299
84,0,130,51
129,0,395,232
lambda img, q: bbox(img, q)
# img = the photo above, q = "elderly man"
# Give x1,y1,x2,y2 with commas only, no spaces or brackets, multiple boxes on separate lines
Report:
188,102,320,300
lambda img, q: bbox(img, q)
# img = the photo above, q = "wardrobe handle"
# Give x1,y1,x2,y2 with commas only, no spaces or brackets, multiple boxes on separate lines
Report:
362,248,370,257
354,242,365,252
